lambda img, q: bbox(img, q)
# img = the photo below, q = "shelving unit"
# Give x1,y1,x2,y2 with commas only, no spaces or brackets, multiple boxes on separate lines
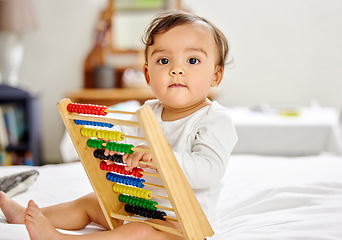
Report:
0,85,41,165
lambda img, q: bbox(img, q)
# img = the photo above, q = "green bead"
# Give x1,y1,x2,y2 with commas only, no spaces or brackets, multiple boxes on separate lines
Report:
127,144,134,154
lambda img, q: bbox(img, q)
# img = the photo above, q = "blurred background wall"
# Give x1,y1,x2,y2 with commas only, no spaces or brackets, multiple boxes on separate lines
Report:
16,0,342,163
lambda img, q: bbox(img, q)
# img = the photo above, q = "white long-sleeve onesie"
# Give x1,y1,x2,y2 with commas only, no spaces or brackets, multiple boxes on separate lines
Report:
119,99,238,234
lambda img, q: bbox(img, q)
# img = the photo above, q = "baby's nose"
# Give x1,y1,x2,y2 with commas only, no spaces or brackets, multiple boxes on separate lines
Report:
170,66,185,76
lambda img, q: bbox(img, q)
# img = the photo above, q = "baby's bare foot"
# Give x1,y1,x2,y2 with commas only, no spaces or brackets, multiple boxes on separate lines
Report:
24,200,61,240
0,191,25,224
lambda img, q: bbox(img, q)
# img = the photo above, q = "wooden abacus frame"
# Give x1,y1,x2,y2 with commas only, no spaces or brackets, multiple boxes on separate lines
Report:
57,98,213,240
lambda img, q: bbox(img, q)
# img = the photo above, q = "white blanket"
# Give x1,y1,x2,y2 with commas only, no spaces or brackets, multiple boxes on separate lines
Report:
1,153,342,239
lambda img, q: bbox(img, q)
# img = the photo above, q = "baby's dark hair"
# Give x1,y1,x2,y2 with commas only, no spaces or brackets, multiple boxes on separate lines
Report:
142,10,229,69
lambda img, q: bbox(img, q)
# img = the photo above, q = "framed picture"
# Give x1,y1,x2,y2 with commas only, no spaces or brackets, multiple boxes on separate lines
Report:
116,0,167,11
112,0,181,52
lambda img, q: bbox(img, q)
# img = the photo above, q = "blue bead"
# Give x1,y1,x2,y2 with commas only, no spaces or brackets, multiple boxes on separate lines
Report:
138,179,145,188
106,172,112,181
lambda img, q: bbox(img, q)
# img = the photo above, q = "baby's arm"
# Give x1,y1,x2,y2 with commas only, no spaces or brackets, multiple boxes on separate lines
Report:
175,112,237,189
120,112,237,189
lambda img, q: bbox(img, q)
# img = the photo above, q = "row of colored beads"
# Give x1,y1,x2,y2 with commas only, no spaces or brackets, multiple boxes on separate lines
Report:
81,127,124,141
124,204,166,221
87,139,134,154
87,139,105,150
94,150,124,164
67,103,107,116
106,141,134,154
112,183,152,200
106,172,145,188
99,161,143,178
74,119,113,128
119,194,158,211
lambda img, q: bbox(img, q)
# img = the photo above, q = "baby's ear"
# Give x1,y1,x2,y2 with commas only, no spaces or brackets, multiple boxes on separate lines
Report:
143,64,150,85
211,65,224,87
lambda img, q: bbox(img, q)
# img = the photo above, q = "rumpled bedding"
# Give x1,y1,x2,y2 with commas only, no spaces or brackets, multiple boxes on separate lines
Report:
1,153,342,240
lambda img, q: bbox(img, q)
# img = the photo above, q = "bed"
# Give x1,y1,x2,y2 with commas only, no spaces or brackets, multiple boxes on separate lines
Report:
1,152,342,240
2,101,342,239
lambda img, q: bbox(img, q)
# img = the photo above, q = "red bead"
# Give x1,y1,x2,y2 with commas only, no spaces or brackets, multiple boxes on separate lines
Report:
100,161,106,170
67,103,72,112
132,168,143,178
99,106,107,116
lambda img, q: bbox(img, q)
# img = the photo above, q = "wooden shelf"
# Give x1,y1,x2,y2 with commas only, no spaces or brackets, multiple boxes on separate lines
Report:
66,88,156,106
0,85,41,165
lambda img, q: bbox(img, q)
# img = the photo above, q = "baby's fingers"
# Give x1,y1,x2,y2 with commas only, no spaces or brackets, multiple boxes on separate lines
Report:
124,152,144,171
103,140,118,156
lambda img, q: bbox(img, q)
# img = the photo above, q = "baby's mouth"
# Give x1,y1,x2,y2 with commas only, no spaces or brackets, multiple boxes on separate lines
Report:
169,83,186,88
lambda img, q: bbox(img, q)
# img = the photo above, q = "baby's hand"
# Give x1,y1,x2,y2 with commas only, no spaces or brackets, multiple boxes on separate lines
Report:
122,145,156,171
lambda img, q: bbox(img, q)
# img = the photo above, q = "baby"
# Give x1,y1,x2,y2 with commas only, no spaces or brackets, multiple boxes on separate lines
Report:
0,10,237,240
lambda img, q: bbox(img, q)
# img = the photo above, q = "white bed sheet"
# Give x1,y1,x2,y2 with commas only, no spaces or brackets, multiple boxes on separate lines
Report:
0,162,100,240
1,153,342,240
216,153,342,239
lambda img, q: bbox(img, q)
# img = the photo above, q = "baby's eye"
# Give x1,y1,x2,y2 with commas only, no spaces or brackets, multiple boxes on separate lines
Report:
158,58,169,64
188,58,200,64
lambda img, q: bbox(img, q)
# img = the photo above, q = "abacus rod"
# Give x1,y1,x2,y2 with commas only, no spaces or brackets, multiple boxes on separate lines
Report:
141,171,160,178
150,193,170,201
122,134,145,141
104,109,136,115
156,205,174,212
142,182,164,189
110,212,183,237
137,160,156,167
68,113,140,128
131,147,150,153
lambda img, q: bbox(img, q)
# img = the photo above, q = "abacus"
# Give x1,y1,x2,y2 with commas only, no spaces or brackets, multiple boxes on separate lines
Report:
57,98,214,240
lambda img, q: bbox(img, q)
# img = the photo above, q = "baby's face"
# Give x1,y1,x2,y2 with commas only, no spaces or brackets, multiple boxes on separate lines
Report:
144,22,222,112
